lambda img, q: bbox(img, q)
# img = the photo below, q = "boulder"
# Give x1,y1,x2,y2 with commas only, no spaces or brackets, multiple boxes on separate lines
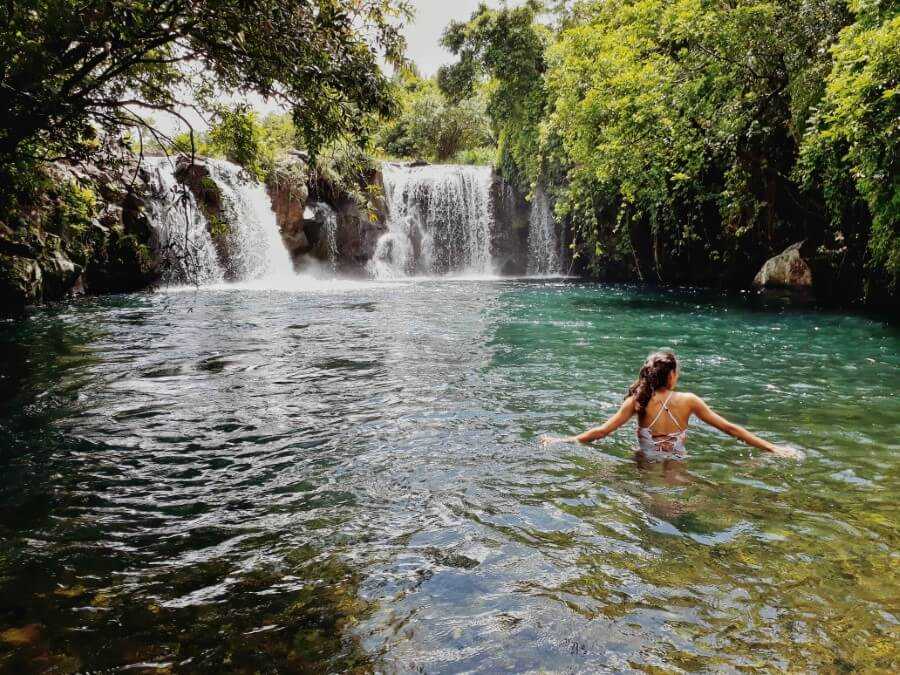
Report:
334,198,387,270
41,249,81,298
0,255,43,315
753,241,813,290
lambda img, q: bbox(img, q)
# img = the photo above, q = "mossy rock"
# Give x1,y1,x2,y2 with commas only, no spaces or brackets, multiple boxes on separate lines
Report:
0,254,43,314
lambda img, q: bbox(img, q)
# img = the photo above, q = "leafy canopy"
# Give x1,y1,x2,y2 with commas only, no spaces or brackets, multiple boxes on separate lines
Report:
0,0,410,165
375,71,492,162
798,3,900,283
437,1,549,186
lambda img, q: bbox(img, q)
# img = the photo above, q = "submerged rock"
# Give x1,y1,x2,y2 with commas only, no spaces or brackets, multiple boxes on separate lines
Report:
753,241,813,290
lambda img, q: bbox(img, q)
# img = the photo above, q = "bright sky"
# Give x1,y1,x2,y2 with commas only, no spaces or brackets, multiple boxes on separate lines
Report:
403,1,522,76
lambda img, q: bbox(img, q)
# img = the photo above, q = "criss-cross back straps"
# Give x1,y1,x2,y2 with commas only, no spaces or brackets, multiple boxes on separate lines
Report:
646,392,682,431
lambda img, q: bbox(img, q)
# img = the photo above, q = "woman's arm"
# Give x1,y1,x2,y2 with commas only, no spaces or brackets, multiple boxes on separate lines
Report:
541,397,636,445
688,394,799,457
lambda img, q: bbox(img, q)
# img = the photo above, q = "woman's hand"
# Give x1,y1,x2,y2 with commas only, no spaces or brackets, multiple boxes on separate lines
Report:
769,444,805,460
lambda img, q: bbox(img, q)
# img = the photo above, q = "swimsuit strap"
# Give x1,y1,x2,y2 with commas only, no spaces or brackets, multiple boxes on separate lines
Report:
646,392,681,431
664,402,684,432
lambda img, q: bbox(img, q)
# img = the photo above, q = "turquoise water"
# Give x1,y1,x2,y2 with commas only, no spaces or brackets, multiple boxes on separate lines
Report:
0,280,897,672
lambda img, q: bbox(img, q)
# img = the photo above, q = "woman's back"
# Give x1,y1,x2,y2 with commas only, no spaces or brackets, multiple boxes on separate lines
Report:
638,390,691,435
540,349,802,460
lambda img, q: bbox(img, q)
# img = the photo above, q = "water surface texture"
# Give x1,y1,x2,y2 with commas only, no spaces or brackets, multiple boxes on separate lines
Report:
1,281,897,672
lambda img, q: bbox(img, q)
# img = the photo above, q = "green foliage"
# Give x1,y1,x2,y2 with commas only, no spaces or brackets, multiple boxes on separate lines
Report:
312,141,378,207
170,107,301,181
450,146,497,166
207,213,230,239
57,182,97,235
798,6,900,284
0,0,410,168
208,106,266,179
433,0,895,300
376,73,492,162
172,132,212,159
544,0,851,281
439,1,549,186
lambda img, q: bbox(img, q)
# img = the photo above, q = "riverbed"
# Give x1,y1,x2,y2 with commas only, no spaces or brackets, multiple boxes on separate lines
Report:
1,280,897,672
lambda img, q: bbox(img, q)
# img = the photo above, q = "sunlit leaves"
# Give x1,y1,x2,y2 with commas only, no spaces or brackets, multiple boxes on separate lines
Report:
798,9,900,283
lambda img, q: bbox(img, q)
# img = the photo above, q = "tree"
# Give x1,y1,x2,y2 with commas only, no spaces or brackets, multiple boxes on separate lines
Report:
798,3,900,285
376,74,492,162
543,0,853,284
437,1,549,188
0,0,410,168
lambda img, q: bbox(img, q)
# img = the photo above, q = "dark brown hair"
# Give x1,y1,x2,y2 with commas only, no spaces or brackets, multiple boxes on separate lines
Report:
627,350,678,413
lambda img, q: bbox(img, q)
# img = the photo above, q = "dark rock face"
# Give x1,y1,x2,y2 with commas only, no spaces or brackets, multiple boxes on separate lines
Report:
490,174,530,276
266,159,311,269
265,157,387,274
0,161,161,317
335,197,388,273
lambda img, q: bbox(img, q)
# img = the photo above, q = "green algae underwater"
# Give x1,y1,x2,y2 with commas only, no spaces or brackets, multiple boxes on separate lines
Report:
0,280,897,672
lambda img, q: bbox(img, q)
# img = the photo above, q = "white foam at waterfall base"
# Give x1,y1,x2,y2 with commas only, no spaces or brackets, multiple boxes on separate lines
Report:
369,163,497,279
205,160,296,284
527,186,562,276
145,157,225,286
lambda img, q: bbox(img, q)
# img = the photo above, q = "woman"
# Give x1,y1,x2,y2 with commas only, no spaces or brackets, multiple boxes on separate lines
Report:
541,350,802,460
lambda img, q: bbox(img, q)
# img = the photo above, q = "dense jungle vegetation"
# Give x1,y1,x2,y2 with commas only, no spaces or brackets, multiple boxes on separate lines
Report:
0,0,897,306
427,0,898,304
0,0,409,215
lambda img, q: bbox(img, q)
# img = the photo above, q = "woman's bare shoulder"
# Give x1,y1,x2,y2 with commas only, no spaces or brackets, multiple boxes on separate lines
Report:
675,392,703,407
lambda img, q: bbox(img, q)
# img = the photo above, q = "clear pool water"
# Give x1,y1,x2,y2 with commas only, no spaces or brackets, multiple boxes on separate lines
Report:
0,280,897,672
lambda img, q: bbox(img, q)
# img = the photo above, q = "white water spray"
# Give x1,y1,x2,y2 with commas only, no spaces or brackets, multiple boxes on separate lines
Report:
145,157,225,286
369,163,495,278
146,157,296,286
526,186,561,276
205,160,295,282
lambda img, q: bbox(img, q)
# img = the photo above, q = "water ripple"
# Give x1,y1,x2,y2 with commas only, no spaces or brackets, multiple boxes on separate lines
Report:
0,282,897,672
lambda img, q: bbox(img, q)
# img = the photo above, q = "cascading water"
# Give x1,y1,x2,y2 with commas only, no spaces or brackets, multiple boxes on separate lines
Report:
369,163,495,278
304,201,339,272
146,157,225,285
146,157,295,286
205,160,295,282
526,186,562,276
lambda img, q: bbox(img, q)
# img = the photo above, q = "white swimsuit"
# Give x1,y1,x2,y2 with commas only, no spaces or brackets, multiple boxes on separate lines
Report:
636,392,687,460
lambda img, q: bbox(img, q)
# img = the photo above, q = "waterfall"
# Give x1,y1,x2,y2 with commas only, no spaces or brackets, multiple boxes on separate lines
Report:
526,186,561,276
303,201,338,272
369,163,495,278
205,160,295,282
146,157,295,286
145,157,225,286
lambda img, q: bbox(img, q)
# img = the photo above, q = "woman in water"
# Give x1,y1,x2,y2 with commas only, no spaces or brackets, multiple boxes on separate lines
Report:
542,350,802,460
